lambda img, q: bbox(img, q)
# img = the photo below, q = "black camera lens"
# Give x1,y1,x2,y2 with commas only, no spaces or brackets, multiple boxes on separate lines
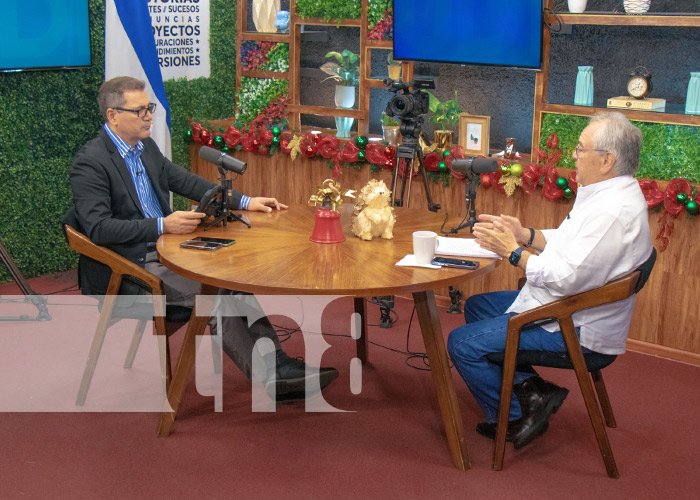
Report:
387,95,413,117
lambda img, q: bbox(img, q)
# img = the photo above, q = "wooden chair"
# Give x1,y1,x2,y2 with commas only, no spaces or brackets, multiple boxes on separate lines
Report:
490,248,657,478
63,223,219,406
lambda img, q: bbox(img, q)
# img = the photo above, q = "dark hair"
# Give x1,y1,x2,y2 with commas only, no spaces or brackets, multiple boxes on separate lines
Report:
589,111,643,176
97,76,146,119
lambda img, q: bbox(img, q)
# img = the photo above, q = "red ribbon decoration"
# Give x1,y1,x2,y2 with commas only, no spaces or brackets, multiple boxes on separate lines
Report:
638,179,664,209
664,178,692,216
337,140,360,163
299,133,318,158
520,163,544,195
541,166,564,201
316,135,340,160
365,142,393,167
546,133,560,150
223,125,241,149
423,152,441,172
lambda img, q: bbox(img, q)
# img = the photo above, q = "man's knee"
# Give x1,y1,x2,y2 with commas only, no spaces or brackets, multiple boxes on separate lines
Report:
447,325,476,363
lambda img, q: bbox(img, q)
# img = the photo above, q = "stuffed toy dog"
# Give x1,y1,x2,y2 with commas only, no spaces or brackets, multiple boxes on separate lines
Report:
351,179,396,240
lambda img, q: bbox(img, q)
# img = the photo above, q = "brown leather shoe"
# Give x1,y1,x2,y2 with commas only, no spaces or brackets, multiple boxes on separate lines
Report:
512,376,569,449
476,418,522,441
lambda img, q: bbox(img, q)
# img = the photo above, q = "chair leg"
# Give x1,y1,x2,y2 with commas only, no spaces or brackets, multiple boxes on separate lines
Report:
493,326,522,471
211,331,222,375
123,319,148,368
561,320,619,478
157,333,172,396
76,300,119,406
591,369,617,428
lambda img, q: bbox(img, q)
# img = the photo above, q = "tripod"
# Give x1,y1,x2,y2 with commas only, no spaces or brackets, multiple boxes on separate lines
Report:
390,119,440,212
201,166,251,230
0,239,51,321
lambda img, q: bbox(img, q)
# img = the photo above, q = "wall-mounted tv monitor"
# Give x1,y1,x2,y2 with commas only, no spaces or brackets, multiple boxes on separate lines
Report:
0,0,91,72
393,0,543,70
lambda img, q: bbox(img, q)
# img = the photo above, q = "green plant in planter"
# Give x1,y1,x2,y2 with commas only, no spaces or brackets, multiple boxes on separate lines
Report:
320,49,360,86
381,112,399,127
427,90,464,131
387,51,402,67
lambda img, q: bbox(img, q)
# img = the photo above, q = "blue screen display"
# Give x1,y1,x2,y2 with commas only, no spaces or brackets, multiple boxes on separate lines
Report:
0,0,91,71
393,0,543,69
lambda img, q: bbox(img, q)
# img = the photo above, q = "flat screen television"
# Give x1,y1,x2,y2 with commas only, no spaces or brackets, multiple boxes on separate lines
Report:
393,0,543,70
0,0,91,72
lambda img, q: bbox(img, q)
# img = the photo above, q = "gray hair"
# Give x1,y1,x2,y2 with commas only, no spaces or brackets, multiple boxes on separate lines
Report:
589,111,642,176
97,76,146,120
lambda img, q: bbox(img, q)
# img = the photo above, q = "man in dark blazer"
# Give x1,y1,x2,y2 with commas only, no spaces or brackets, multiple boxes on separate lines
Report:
69,76,337,400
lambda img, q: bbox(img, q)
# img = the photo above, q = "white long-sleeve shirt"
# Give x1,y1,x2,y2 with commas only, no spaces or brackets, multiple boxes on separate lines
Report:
506,175,653,354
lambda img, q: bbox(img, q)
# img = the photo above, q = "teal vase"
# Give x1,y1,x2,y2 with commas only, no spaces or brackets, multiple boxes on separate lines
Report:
685,72,700,115
574,66,594,107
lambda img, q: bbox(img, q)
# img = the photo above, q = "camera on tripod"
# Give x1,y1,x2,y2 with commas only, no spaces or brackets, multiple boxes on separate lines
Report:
383,78,435,122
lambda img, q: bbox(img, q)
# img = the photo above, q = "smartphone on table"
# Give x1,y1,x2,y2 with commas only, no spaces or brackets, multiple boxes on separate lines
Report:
179,237,236,251
431,257,480,269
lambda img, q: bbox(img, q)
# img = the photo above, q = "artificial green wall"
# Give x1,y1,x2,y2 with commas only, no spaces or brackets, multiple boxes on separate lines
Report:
0,0,236,283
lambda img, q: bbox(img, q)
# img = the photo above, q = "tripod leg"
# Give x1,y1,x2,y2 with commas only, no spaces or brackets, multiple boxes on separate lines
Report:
0,240,51,321
415,149,440,212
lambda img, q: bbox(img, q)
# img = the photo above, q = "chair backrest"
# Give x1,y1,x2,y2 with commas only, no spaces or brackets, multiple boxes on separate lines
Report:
633,247,656,294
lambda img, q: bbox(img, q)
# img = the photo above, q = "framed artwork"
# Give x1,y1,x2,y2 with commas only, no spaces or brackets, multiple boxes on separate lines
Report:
458,114,491,156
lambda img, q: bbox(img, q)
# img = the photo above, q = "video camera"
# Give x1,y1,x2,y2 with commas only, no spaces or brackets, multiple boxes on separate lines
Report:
383,78,435,120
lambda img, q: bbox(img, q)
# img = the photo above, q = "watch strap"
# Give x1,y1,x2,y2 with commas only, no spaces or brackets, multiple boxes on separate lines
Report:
509,247,525,267
524,228,535,248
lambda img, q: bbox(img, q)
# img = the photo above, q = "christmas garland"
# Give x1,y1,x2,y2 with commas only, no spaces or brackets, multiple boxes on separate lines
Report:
189,124,698,251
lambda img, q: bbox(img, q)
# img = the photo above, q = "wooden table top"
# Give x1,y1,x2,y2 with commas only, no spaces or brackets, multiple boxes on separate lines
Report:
157,204,500,296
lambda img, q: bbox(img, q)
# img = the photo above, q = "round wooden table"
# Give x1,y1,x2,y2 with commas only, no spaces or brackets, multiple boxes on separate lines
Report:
156,204,500,470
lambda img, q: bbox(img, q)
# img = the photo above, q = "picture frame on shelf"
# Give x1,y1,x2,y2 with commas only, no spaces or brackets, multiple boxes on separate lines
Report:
458,114,490,156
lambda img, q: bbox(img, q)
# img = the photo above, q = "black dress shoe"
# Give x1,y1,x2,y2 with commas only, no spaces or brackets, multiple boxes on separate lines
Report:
476,418,522,441
512,376,569,449
265,351,339,400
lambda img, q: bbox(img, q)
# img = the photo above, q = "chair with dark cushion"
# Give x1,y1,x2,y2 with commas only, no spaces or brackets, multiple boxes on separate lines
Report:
62,210,211,406
490,248,657,478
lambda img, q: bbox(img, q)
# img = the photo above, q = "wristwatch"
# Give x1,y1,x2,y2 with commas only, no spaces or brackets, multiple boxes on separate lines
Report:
509,247,525,267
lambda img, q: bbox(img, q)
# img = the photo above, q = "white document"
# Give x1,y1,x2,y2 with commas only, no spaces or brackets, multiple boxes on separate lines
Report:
435,236,501,259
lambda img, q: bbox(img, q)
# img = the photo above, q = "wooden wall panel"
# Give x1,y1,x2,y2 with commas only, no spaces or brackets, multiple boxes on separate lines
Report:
190,144,700,356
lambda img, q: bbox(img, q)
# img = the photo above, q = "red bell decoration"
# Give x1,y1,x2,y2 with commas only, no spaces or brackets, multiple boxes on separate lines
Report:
310,208,345,244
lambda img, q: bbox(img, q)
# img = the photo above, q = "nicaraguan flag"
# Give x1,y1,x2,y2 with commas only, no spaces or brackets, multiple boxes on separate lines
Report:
105,0,171,159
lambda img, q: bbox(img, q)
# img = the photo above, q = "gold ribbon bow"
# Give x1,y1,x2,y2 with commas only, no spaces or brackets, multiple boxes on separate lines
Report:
308,179,356,213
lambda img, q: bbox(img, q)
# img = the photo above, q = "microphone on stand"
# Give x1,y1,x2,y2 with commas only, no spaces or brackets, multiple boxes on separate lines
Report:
443,157,499,235
199,146,247,175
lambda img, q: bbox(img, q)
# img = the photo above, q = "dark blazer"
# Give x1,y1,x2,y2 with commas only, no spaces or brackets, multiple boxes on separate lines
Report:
68,127,241,296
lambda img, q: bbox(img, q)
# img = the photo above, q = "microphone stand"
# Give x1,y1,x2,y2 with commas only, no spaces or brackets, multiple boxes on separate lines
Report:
203,166,251,230
442,177,478,235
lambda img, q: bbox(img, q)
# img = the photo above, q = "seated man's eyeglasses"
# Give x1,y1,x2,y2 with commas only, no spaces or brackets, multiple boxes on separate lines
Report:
113,102,157,118
574,145,607,156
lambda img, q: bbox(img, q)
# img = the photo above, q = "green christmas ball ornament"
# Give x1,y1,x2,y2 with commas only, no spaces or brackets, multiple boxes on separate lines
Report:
442,149,450,158
686,200,698,213
272,136,280,145
676,192,689,205
563,187,574,199
509,163,523,177
499,164,510,175
438,161,446,171
221,145,230,153
556,177,569,189
213,135,224,147
357,151,366,161
355,136,368,148
185,129,192,141
272,126,281,136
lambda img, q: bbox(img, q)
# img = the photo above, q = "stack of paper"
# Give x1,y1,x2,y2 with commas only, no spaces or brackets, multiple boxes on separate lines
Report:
435,236,501,259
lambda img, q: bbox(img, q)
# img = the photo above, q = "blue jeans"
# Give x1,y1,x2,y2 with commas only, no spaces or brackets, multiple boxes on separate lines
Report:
447,291,578,423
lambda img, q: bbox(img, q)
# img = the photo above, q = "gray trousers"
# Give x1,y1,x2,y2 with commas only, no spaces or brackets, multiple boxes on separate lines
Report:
145,252,281,379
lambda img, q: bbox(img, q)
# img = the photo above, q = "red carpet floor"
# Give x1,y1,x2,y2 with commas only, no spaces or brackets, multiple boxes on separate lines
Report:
1,270,699,499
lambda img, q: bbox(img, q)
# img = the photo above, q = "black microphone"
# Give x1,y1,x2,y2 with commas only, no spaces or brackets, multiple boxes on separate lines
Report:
451,157,499,179
199,146,247,175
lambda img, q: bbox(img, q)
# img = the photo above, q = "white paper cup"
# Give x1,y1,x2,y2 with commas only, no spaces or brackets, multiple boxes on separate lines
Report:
413,231,438,265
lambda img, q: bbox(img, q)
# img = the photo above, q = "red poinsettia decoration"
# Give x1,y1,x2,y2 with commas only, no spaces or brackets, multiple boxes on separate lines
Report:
639,179,664,209
663,178,692,216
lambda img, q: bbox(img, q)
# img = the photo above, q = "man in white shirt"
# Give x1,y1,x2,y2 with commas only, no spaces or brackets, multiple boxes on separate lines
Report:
447,111,653,449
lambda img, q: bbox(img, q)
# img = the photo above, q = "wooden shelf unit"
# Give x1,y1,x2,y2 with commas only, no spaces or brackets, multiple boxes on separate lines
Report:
533,3,700,151
236,1,414,137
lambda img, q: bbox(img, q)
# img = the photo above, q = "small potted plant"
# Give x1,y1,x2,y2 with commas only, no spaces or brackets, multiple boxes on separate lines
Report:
387,51,402,81
320,49,361,108
426,90,464,149
381,112,400,146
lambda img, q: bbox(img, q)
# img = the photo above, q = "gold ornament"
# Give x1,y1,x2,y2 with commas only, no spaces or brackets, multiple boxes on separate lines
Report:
287,135,302,160
308,179,356,213
498,175,522,197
